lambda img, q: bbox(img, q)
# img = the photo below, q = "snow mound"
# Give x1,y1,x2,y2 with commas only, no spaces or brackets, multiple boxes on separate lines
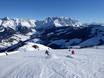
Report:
18,42,51,52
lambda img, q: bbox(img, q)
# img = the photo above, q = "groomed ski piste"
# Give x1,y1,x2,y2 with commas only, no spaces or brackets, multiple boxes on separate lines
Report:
0,43,104,78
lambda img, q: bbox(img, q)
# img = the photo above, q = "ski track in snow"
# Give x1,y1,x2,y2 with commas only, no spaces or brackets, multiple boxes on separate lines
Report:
0,49,104,78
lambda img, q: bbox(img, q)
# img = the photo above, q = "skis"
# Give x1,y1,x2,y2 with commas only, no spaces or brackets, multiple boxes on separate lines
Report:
66,55,73,58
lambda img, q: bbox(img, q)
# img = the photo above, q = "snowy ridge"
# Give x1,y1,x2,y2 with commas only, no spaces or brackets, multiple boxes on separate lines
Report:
18,42,51,52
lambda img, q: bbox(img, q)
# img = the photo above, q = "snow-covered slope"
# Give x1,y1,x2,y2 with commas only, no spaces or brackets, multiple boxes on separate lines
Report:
0,48,104,78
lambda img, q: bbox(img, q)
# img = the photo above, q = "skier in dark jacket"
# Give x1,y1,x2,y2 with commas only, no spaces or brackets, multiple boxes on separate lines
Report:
45,50,50,56
71,50,75,55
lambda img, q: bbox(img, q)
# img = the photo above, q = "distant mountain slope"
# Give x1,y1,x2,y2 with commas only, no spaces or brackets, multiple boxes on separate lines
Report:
36,24,104,48
0,17,104,49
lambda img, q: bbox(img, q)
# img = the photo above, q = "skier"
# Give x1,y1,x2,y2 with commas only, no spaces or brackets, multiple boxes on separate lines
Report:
66,49,74,58
71,50,75,55
45,50,50,56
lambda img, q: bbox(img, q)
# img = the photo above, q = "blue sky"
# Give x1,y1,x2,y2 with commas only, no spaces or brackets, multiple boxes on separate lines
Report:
0,0,104,23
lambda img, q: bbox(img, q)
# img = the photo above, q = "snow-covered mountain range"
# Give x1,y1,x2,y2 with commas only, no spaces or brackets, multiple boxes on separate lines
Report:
0,17,104,50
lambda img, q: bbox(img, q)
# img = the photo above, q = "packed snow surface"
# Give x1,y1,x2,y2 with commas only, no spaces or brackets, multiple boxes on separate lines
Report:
0,48,104,78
